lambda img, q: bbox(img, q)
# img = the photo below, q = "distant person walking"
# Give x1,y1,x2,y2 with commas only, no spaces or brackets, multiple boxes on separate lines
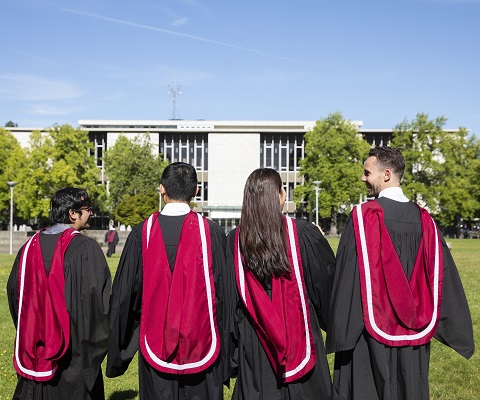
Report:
105,225,119,257
7,188,111,400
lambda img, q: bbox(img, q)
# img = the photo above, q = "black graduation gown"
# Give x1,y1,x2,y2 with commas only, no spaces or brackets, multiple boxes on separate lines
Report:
226,220,335,400
7,233,111,400
106,214,230,400
327,198,475,400
105,230,119,257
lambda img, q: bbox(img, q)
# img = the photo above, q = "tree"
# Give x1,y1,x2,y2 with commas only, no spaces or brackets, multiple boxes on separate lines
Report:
294,112,371,235
435,129,480,227
15,124,106,223
391,113,480,228
0,128,26,225
103,133,168,213
5,121,18,127
114,189,159,226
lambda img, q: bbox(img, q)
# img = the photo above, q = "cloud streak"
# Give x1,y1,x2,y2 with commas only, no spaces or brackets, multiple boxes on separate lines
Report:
61,8,305,63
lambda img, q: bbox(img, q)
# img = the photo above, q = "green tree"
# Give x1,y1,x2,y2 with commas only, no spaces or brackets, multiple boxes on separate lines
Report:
15,124,106,223
103,133,168,213
295,112,371,235
391,113,480,227
391,113,445,207
435,129,480,227
0,128,26,224
5,121,18,127
114,189,159,226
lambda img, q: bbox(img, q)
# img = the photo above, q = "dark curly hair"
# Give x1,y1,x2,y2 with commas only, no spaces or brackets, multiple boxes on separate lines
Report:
368,146,405,180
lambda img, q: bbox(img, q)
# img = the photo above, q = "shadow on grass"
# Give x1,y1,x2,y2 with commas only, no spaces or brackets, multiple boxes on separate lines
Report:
109,390,138,400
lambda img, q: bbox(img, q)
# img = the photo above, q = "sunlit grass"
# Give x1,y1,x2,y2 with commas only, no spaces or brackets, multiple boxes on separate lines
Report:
1,238,478,399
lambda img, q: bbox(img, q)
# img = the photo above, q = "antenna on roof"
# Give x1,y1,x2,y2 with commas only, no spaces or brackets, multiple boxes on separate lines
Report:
168,75,182,120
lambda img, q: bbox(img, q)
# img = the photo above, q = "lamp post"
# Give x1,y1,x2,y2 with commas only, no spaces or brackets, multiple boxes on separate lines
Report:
7,181,18,255
312,181,321,227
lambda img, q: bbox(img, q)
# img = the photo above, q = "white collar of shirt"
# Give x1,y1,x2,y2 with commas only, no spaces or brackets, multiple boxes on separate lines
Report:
161,202,191,216
378,187,410,203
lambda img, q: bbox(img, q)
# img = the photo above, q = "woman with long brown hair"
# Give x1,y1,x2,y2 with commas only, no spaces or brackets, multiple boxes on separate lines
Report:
226,168,335,399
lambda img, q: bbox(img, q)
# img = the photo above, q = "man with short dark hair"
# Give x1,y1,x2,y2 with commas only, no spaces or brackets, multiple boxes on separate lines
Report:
328,146,474,399
7,188,111,400
107,162,231,399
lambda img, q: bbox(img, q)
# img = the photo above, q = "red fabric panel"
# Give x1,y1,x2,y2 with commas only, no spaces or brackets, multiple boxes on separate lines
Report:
140,212,220,374
353,201,444,346
14,228,78,381
106,230,116,243
234,216,316,383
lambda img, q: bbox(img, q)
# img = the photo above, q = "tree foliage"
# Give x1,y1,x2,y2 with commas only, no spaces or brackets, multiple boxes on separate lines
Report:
103,134,168,213
0,128,26,224
114,189,159,227
14,124,106,222
391,113,480,227
5,121,18,127
295,112,371,234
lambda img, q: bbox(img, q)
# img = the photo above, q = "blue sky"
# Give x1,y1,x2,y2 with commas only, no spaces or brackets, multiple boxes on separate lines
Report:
1,0,479,134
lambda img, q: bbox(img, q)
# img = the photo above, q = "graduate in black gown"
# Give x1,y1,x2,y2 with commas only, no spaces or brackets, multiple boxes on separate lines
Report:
106,162,231,400
226,168,335,400
328,146,474,400
7,188,111,400
104,226,119,257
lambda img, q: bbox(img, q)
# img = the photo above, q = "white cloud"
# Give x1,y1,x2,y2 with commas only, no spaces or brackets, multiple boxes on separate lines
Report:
171,17,189,27
0,74,84,101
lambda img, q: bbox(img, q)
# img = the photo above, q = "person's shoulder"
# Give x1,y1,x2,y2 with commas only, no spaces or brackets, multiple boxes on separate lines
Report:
293,218,317,233
293,218,310,229
226,226,238,239
73,232,98,245
66,233,103,257
206,217,225,235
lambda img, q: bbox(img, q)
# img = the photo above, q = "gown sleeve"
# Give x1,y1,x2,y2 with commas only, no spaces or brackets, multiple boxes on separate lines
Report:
296,220,336,331
106,224,144,377
64,236,112,391
433,239,475,359
206,220,232,385
326,214,364,354
7,248,23,326
225,230,240,380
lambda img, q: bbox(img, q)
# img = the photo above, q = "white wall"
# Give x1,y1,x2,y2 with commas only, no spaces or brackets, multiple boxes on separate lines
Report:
208,133,259,215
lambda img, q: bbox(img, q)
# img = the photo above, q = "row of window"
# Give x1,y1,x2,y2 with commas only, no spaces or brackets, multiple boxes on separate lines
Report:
89,132,306,204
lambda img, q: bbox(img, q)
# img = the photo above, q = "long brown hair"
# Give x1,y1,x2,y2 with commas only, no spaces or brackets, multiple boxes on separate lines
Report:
239,168,291,280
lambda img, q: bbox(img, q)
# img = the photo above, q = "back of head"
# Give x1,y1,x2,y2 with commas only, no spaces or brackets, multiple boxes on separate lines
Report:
50,188,93,225
369,146,405,181
239,168,290,280
161,162,198,202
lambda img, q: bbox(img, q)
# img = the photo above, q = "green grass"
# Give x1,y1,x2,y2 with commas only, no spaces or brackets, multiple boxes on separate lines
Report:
1,239,478,399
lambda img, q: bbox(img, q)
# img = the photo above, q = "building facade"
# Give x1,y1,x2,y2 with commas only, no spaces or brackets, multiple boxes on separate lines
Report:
8,119,393,232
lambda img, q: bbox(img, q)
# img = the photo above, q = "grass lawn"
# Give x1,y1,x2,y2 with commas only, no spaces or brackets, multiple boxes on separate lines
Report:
0,238,478,399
